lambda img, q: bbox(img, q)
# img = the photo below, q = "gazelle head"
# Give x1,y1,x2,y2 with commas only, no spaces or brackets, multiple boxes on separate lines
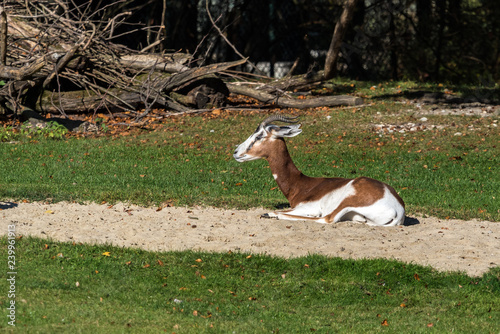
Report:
233,115,302,162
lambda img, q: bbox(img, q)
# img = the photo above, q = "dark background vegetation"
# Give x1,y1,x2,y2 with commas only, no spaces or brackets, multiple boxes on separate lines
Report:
77,0,499,83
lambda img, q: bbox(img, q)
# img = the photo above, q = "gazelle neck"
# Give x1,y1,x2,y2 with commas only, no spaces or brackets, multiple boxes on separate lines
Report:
265,138,308,205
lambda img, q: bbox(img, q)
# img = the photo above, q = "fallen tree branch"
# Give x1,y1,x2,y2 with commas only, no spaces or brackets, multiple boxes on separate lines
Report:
0,2,366,123
163,58,247,93
38,89,143,114
0,56,47,80
259,71,325,94
118,53,191,73
227,83,363,108
43,44,80,88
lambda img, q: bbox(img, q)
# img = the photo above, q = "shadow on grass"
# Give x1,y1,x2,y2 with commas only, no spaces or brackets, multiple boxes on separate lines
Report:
20,108,90,132
372,89,500,104
317,84,358,96
0,201,18,210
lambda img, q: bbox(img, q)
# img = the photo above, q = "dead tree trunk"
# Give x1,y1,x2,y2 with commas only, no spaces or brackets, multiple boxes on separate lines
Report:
323,0,360,80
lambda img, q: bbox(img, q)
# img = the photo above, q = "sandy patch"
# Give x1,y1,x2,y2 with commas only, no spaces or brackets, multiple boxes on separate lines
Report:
1,201,498,277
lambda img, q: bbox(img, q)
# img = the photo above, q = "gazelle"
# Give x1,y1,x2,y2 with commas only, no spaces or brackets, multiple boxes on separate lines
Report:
233,115,405,226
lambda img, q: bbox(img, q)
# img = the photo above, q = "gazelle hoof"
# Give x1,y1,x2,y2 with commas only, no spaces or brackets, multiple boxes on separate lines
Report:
261,213,278,219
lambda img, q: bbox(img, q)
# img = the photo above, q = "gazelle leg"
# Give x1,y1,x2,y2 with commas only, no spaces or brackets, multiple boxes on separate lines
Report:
261,210,327,223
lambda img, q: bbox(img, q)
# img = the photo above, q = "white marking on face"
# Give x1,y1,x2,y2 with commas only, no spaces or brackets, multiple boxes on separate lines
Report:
233,128,267,162
272,174,278,180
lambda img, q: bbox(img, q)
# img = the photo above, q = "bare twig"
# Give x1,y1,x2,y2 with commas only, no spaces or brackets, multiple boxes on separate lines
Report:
205,0,261,74
137,59,163,122
140,39,162,53
102,11,132,40
0,8,7,66
156,0,167,52
43,43,80,88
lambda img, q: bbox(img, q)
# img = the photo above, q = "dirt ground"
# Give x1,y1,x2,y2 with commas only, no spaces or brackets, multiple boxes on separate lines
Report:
1,201,498,277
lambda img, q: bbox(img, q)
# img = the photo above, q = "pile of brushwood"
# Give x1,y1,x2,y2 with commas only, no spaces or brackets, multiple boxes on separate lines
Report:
0,1,362,130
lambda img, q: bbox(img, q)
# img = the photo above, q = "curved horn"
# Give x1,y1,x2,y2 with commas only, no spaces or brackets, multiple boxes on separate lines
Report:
259,115,299,128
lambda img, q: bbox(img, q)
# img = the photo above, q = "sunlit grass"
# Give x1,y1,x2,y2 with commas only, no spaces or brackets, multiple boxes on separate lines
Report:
323,77,500,102
0,90,498,332
0,236,498,332
0,104,498,220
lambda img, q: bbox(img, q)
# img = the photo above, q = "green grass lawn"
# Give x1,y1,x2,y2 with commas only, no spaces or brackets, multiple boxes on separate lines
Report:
1,236,499,333
1,103,498,220
0,86,499,332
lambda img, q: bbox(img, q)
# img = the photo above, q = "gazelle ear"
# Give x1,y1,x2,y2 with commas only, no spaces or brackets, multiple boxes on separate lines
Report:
268,124,302,138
